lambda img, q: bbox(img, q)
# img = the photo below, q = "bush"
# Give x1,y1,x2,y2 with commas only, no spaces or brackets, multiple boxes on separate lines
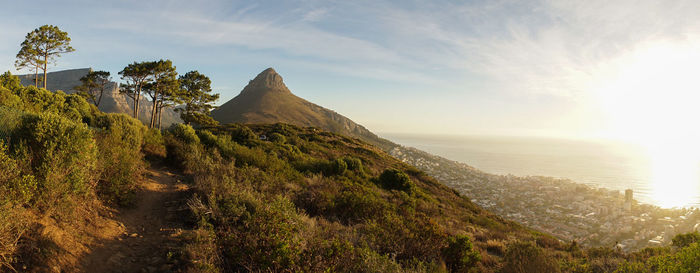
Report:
0,142,36,205
217,194,304,271
0,86,22,109
143,128,166,158
378,169,415,194
326,158,348,176
94,113,146,206
170,123,200,144
443,235,481,272
0,106,23,140
63,94,96,124
332,187,387,224
0,71,22,92
671,232,700,248
269,132,286,144
342,156,363,171
612,261,647,273
501,241,560,273
224,123,257,143
12,112,97,205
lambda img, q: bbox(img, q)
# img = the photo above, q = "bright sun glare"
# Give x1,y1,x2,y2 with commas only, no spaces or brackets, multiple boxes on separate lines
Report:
596,39,700,208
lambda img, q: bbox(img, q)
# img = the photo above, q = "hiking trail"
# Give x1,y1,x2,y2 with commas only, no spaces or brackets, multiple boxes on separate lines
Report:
81,166,190,273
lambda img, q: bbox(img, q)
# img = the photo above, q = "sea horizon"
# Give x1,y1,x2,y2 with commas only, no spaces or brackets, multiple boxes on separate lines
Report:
382,132,700,209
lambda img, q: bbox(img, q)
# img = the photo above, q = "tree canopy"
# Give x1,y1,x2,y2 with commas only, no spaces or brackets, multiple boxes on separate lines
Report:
75,70,111,107
15,25,75,89
119,61,154,119
176,70,219,126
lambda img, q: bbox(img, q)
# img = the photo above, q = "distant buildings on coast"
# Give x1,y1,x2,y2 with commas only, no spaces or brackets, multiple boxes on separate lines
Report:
390,146,700,252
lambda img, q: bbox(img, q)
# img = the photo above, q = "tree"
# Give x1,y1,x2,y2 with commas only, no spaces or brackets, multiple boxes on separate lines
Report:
75,70,111,107
15,39,43,87
16,25,75,89
142,60,178,129
176,71,219,126
119,61,154,119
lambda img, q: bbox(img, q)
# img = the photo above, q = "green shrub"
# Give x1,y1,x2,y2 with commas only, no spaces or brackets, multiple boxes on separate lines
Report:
225,123,257,142
16,86,66,115
12,112,97,204
63,94,96,124
0,86,22,109
0,142,36,205
342,156,363,171
443,235,481,272
269,132,286,144
143,128,166,158
197,130,219,147
612,261,647,273
332,187,387,224
378,169,415,194
671,232,700,248
170,123,200,144
0,71,22,92
164,130,203,173
94,113,146,206
271,123,295,136
501,241,560,273
217,194,304,271
326,158,348,176
0,106,23,140
647,242,700,272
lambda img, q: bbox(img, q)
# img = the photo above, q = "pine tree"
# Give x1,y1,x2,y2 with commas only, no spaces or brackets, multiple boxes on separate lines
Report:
176,71,219,126
119,61,154,119
143,60,178,129
16,25,75,89
75,70,111,107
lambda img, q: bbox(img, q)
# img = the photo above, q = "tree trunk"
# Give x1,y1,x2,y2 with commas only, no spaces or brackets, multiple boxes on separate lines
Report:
149,98,157,129
157,105,163,130
96,85,104,107
135,83,141,119
34,66,38,87
43,53,48,89
149,89,159,129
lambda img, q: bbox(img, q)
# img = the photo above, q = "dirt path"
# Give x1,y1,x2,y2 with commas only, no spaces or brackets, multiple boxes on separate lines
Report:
81,166,190,273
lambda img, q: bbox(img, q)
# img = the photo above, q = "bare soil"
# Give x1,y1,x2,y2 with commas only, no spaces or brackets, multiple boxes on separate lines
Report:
80,166,190,273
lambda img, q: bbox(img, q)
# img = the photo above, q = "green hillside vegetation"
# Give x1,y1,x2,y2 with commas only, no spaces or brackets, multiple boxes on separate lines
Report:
1,68,700,272
0,71,159,271
164,121,700,272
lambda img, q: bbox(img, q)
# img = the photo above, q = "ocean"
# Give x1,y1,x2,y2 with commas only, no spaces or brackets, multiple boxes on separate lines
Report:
383,133,700,208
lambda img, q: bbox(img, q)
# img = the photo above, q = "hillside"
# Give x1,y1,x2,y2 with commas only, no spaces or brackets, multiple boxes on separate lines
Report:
2,71,699,272
166,122,560,272
211,68,395,150
17,68,182,127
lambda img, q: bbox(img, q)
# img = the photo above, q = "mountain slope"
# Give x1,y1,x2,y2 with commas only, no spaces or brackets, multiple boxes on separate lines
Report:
211,68,395,150
17,68,182,127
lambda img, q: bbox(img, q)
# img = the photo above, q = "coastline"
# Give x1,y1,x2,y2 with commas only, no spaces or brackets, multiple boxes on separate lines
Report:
388,144,700,252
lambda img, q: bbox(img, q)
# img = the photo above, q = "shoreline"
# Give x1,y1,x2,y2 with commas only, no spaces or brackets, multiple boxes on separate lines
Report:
389,145,700,252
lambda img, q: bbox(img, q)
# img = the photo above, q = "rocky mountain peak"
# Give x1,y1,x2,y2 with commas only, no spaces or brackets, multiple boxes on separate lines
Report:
245,67,288,91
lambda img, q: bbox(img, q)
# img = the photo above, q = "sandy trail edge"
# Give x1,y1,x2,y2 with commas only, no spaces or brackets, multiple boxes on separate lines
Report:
80,166,190,273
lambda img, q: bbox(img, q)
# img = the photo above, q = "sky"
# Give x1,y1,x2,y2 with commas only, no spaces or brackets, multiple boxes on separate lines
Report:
2,0,700,140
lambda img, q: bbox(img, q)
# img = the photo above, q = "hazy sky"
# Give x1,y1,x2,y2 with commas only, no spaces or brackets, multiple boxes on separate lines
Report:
2,0,700,139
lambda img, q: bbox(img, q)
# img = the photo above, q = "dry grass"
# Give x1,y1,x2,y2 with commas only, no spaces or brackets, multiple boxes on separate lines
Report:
0,205,29,272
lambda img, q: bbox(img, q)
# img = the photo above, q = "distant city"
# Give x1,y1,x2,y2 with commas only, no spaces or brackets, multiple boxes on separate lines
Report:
390,146,700,252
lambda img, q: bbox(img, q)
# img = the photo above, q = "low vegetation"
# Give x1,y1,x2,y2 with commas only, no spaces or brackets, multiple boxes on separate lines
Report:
1,67,699,272
0,72,148,270
164,122,700,272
